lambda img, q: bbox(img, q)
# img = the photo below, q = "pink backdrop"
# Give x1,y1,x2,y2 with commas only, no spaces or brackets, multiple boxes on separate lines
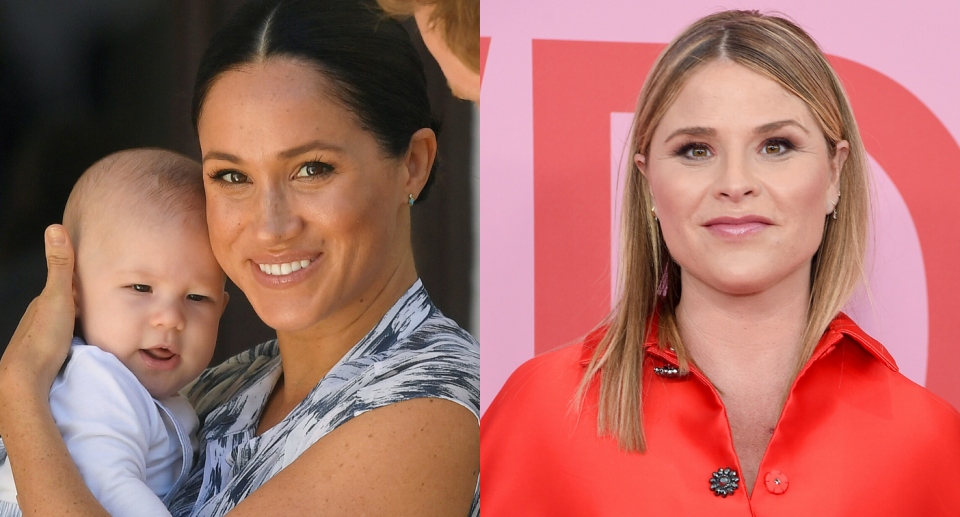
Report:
479,0,960,414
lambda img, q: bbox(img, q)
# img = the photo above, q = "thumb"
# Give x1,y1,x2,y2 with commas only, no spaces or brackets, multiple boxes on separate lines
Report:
42,225,75,301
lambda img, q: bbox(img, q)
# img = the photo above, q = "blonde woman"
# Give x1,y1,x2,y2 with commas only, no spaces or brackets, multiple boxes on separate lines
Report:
481,10,960,515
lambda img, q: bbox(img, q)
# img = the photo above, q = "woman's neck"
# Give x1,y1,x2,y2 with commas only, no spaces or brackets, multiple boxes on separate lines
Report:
675,265,811,395
273,255,419,403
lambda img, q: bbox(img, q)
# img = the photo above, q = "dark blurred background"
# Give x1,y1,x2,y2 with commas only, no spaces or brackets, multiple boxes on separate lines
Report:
0,0,475,364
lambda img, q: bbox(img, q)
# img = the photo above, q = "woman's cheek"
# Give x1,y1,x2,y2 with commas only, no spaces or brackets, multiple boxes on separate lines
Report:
787,174,832,252
652,182,696,256
206,195,246,272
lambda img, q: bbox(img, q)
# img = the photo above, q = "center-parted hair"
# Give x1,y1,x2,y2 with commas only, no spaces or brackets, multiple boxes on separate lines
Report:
192,0,439,201
575,10,871,453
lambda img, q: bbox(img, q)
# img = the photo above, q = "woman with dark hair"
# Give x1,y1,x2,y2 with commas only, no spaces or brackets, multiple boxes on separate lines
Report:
0,1,479,516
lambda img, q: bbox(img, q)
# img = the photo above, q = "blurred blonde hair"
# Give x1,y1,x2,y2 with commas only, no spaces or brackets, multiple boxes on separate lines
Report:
376,0,480,73
575,10,870,452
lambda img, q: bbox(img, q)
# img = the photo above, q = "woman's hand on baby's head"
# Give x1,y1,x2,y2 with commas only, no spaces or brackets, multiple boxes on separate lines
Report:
0,225,77,397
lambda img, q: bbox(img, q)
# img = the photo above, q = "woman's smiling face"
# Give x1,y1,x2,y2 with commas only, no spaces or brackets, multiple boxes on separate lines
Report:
638,60,848,297
197,58,414,333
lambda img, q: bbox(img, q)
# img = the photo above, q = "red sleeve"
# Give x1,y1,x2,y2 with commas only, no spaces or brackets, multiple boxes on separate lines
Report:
480,344,589,516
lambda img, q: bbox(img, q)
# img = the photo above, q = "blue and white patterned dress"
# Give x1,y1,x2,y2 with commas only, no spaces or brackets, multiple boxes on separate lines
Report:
167,280,480,517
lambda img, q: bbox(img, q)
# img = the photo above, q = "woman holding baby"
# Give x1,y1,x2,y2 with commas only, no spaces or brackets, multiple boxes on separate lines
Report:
0,0,479,516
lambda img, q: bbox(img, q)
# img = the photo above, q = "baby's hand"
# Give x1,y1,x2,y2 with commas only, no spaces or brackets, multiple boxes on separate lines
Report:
0,225,76,397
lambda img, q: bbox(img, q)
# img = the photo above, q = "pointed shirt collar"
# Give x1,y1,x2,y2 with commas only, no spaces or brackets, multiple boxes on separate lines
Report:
579,312,898,372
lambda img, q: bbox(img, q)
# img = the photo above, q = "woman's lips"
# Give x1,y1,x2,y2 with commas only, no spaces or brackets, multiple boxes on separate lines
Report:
251,254,320,287
703,216,772,237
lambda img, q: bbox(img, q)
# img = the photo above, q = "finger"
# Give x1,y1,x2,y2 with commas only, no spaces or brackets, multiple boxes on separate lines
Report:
42,225,75,300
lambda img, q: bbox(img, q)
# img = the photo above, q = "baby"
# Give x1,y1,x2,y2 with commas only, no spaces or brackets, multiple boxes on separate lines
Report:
0,149,228,517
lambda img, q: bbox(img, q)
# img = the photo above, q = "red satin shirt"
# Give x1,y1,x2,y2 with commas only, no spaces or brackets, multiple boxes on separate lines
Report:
481,314,960,515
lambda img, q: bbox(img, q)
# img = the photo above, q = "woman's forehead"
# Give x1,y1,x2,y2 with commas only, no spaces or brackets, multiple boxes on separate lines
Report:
649,61,821,144
197,60,366,157
203,59,343,111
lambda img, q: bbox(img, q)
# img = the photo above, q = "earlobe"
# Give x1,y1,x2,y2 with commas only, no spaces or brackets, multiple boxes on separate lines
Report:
404,128,438,201
827,141,849,217
635,154,657,214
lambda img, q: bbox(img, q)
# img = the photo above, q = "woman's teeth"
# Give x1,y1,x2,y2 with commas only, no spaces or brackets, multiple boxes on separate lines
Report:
259,259,311,276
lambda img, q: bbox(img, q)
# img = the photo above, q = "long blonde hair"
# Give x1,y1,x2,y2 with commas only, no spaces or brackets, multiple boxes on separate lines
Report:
575,10,870,452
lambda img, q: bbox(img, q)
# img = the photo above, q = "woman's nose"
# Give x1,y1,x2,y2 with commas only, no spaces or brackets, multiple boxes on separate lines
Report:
151,300,186,331
255,187,302,244
713,151,760,202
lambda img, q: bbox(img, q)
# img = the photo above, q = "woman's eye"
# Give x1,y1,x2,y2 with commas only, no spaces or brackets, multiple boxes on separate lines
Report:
130,284,152,293
211,170,249,184
187,294,209,302
761,139,794,155
296,162,334,178
677,143,712,159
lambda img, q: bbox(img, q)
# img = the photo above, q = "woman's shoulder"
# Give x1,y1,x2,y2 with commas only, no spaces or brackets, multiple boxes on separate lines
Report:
483,337,592,431
360,280,478,365
480,338,594,510
486,325,606,414
830,317,960,434
353,309,480,419
884,367,960,445
852,361,960,479
402,309,480,358
826,321,960,462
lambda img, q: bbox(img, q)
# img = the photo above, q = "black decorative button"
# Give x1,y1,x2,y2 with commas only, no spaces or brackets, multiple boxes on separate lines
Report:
709,468,740,497
653,365,680,377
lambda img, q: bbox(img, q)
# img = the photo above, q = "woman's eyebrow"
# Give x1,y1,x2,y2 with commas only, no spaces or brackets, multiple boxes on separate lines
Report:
755,119,809,134
202,151,242,164
277,141,345,159
664,126,716,143
201,142,345,164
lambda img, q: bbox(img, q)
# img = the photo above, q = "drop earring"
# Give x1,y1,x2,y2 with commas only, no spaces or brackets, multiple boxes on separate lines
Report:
651,206,658,221
408,194,415,207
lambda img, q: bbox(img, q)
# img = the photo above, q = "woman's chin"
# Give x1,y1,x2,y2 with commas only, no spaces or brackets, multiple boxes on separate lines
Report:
239,293,320,334
255,308,323,334
686,262,811,299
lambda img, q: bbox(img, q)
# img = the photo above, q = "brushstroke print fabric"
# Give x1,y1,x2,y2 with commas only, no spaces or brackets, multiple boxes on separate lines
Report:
167,280,480,517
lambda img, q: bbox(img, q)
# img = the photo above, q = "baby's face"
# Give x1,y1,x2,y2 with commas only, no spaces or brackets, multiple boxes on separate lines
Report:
75,214,227,398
